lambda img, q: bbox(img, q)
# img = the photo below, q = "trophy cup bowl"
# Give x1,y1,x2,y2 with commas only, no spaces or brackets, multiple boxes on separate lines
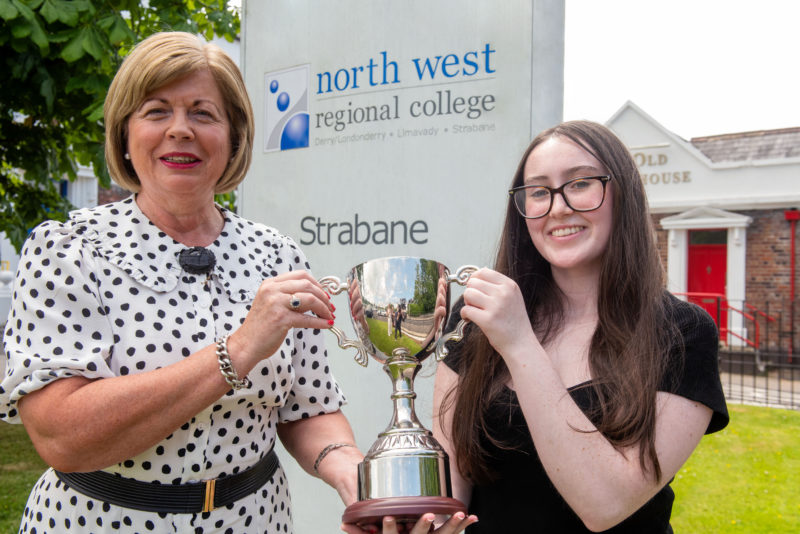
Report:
319,257,476,526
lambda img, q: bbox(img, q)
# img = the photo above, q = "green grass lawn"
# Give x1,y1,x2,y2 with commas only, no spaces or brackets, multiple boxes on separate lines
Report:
1,404,797,533
0,422,46,534
365,317,422,356
670,404,800,533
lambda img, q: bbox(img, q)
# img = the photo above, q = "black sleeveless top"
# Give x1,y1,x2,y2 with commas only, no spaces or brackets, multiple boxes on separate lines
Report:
443,293,729,533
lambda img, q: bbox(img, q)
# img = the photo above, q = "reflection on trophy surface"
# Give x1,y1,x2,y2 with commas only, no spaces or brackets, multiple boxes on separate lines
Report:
319,257,476,525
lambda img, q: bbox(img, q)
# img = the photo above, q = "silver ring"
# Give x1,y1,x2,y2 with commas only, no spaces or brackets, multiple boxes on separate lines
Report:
289,294,301,310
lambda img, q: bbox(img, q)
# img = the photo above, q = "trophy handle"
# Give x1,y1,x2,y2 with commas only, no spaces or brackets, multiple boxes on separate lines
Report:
434,265,479,362
327,326,369,367
318,275,349,296
318,275,370,367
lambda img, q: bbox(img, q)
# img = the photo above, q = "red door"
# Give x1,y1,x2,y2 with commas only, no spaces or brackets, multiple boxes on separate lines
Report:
688,240,728,339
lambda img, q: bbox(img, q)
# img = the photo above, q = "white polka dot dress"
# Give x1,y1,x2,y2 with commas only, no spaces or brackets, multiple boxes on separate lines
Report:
0,196,346,533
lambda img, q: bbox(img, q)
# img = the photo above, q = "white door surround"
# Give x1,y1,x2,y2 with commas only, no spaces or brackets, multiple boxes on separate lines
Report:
660,207,752,344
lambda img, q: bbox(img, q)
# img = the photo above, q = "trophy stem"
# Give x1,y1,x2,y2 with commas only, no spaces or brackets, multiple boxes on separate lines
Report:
383,349,424,433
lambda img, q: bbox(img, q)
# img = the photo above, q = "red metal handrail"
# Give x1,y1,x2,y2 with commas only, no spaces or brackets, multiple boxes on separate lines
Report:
725,302,759,349
673,292,760,349
744,302,777,323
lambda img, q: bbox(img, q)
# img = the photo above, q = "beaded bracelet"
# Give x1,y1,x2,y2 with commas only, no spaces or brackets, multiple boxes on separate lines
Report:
313,443,357,474
216,335,251,390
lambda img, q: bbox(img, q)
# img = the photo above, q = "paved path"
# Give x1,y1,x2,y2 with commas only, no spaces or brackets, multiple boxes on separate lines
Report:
721,371,800,410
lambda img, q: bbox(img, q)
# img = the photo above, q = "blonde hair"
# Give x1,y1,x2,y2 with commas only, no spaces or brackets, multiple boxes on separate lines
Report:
104,32,253,193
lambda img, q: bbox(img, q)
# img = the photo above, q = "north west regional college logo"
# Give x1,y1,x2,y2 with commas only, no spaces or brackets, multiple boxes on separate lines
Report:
264,65,310,152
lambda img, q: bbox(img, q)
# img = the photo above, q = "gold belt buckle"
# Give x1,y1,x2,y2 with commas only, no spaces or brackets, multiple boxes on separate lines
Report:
202,478,216,513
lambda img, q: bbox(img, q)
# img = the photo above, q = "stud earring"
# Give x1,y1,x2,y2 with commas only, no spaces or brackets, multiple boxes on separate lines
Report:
124,153,131,160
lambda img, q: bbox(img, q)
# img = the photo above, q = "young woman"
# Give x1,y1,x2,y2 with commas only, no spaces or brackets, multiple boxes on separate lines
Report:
433,120,728,533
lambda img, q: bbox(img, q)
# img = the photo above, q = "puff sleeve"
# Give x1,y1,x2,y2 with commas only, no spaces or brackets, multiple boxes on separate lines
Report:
0,220,116,423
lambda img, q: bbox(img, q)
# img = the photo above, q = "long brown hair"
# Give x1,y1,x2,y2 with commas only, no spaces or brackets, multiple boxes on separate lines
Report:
442,120,675,484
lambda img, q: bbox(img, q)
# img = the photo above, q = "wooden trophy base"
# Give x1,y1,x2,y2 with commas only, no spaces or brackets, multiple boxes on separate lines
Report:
342,495,466,527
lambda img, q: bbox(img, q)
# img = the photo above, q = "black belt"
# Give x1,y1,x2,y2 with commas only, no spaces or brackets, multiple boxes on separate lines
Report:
55,448,279,514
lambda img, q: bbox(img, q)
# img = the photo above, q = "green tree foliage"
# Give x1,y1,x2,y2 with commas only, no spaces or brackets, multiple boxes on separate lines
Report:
0,0,239,252
408,260,441,317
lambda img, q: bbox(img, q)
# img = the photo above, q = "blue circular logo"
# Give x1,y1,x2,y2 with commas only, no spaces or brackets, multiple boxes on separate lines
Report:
276,92,290,112
281,113,309,150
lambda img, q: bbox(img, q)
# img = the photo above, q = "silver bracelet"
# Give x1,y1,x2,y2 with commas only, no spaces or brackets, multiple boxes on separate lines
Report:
313,443,357,474
216,335,251,390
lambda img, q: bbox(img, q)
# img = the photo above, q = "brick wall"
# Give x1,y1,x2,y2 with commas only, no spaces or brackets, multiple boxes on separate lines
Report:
744,209,795,306
743,209,798,351
651,213,669,275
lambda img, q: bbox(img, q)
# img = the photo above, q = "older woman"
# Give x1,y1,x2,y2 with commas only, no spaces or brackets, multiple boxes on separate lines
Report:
0,32,362,533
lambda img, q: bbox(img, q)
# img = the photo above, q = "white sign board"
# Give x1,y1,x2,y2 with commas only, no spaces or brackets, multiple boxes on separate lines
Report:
241,1,563,529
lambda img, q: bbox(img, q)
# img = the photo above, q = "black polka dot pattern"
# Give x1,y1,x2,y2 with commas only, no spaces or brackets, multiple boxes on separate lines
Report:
1,196,346,533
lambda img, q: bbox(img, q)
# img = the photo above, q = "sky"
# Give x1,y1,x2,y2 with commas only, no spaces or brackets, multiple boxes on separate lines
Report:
562,0,800,139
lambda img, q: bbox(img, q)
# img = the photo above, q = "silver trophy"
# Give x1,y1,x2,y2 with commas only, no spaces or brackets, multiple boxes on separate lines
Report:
319,257,476,525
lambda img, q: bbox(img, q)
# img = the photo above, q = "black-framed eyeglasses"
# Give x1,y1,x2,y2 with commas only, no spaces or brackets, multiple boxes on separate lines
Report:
509,175,612,219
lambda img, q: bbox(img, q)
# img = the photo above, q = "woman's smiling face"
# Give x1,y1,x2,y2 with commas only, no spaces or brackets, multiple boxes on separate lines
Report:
126,69,231,202
522,135,614,275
